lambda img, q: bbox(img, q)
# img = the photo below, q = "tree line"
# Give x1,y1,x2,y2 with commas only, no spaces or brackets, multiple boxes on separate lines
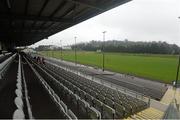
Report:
35,45,61,51
71,40,180,54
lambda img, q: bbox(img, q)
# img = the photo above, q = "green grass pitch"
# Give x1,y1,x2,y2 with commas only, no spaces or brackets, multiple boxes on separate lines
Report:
40,50,179,83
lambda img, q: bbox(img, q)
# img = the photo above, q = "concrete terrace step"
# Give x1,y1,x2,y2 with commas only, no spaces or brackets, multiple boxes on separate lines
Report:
161,86,180,105
161,87,175,105
124,107,164,119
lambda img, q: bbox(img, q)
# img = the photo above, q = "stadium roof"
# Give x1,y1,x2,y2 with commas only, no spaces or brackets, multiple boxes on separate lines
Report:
0,0,131,46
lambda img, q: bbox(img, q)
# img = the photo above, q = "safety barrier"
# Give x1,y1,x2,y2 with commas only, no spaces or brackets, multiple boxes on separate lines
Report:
0,53,16,79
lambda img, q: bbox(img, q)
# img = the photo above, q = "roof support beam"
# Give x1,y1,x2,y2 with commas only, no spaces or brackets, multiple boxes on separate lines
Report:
39,1,67,30
66,0,104,11
31,0,50,28
50,1,67,17
40,2,74,31
0,14,74,23
23,0,29,28
6,0,11,9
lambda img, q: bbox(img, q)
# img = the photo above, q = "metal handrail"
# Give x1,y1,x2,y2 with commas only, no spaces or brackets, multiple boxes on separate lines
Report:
0,53,16,79
163,99,180,119
21,59,33,119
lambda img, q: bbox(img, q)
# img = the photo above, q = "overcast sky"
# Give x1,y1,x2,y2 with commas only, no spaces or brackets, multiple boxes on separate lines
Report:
30,0,180,48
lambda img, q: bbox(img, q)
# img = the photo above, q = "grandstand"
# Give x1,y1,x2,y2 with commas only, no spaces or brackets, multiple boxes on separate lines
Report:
43,56,168,100
0,0,179,119
0,52,179,119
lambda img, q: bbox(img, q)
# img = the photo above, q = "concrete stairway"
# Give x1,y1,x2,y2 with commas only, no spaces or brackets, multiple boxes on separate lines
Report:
161,87,175,105
161,86,180,106
124,107,164,119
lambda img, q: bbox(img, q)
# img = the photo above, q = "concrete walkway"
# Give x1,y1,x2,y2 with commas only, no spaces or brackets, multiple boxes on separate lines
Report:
175,88,180,105
161,86,180,105
125,107,164,120
128,87,180,120
161,86,175,105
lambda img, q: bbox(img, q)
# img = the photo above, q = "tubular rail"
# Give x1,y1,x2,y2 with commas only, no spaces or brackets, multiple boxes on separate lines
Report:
0,53,16,79
21,59,33,119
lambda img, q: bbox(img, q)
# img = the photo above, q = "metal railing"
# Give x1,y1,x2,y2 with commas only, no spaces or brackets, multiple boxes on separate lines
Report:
163,99,180,119
0,53,16,79
0,52,11,59
21,57,33,119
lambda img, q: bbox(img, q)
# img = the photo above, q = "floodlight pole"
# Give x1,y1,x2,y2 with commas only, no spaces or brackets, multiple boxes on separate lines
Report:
102,31,106,72
74,36,77,65
175,55,180,87
52,40,54,58
175,16,180,87
60,40,63,60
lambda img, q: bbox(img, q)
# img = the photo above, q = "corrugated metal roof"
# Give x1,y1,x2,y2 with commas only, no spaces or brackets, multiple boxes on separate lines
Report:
0,0,131,46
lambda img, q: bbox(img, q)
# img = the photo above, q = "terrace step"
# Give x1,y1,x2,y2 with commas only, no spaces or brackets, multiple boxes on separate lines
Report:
124,107,164,119
161,87,176,105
